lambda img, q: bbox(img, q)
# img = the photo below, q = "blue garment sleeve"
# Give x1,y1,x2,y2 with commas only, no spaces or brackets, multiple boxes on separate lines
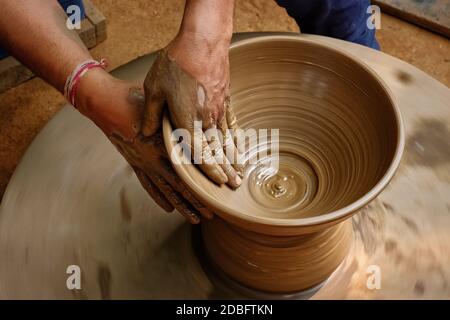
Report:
276,0,380,50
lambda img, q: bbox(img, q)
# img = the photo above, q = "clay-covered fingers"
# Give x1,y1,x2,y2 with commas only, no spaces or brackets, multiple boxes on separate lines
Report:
218,107,244,179
225,97,245,154
159,160,214,220
190,127,228,186
207,131,242,189
148,172,201,224
190,119,243,188
133,168,173,213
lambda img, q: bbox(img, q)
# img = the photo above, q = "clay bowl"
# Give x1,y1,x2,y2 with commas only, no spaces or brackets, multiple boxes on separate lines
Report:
163,35,404,293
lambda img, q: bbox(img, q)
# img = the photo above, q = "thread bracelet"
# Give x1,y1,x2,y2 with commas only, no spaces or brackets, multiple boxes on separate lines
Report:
63,58,108,108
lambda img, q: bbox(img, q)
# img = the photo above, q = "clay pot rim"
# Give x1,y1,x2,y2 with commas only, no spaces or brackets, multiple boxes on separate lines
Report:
163,34,405,229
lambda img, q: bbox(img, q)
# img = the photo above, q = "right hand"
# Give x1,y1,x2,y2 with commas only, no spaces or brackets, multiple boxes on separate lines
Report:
141,34,244,189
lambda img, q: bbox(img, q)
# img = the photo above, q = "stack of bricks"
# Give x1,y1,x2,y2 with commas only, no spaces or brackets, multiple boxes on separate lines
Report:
0,0,107,94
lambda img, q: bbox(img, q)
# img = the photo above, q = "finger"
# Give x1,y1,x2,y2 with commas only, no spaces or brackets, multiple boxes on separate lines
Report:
133,168,174,212
149,173,201,224
225,97,246,154
208,133,242,188
159,159,214,220
218,114,244,179
213,97,226,126
191,127,228,185
199,87,218,131
142,53,166,137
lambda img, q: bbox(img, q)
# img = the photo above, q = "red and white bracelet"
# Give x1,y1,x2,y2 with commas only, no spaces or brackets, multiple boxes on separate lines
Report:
63,58,108,108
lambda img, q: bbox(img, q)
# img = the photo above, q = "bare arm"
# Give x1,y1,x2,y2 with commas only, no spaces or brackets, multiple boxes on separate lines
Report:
0,0,91,93
0,0,133,138
167,0,235,127
0,0,239,222
143,0,243,187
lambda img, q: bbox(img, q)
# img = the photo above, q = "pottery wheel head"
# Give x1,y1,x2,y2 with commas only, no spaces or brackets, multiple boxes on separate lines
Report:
163,36,404,233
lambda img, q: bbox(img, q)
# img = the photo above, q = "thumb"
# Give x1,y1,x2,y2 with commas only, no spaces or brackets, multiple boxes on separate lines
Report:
142,54,166,137
142,91,165,137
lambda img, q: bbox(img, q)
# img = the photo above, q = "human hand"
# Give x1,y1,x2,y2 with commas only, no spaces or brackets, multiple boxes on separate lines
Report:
75,69,213,224
141,35,244,189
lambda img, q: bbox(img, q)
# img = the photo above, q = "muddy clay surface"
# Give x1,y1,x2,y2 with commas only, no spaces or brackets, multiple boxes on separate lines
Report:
0,34,449,299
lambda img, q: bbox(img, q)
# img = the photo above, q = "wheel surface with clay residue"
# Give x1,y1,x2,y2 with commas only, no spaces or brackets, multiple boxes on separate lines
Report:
0,33,449,299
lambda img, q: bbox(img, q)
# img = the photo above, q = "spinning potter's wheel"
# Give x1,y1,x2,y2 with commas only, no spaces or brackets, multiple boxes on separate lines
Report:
1,33,449,299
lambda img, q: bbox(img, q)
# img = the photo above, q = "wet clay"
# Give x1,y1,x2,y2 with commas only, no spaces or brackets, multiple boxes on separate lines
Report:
163,36,404,293
1,33,450,299
202,218,353,292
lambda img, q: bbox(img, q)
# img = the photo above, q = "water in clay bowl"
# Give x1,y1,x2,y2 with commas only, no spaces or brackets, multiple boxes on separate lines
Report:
163,35,404,294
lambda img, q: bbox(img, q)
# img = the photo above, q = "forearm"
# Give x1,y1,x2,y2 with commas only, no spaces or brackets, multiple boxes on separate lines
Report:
0,0,92,93
180,0,235,40
169,0,235,74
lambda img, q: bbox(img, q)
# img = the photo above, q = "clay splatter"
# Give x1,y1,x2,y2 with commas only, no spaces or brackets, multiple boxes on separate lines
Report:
400,216,420,234
405,119,450,167
414,280,426,295
382,202,395,213
97,263,112,300
120,188,132,223
384,239,398,254
396,70,413,84
352,202,385,255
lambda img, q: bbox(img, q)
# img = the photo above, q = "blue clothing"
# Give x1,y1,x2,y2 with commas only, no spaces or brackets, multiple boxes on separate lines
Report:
276,0,380,49
0,0,379,60
59,0,85,17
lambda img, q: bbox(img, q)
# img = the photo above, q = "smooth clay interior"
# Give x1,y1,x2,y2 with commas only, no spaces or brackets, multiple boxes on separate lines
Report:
165,36,400,223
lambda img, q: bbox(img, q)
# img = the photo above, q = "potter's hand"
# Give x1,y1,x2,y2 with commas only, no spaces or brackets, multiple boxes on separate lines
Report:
143,47,242,188
140,0,243,188
76,69,213,224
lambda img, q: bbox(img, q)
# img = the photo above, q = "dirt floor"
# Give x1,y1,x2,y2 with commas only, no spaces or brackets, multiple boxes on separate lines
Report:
0,0,449,199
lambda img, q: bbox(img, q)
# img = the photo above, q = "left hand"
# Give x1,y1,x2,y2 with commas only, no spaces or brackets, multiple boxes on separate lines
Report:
75,69,214,224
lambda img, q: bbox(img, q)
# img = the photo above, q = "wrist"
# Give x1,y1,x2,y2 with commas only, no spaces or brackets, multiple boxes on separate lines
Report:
172,30,231,54
179,23,233,44
180,0,234,42
74,67,112,120
74,69,141,140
